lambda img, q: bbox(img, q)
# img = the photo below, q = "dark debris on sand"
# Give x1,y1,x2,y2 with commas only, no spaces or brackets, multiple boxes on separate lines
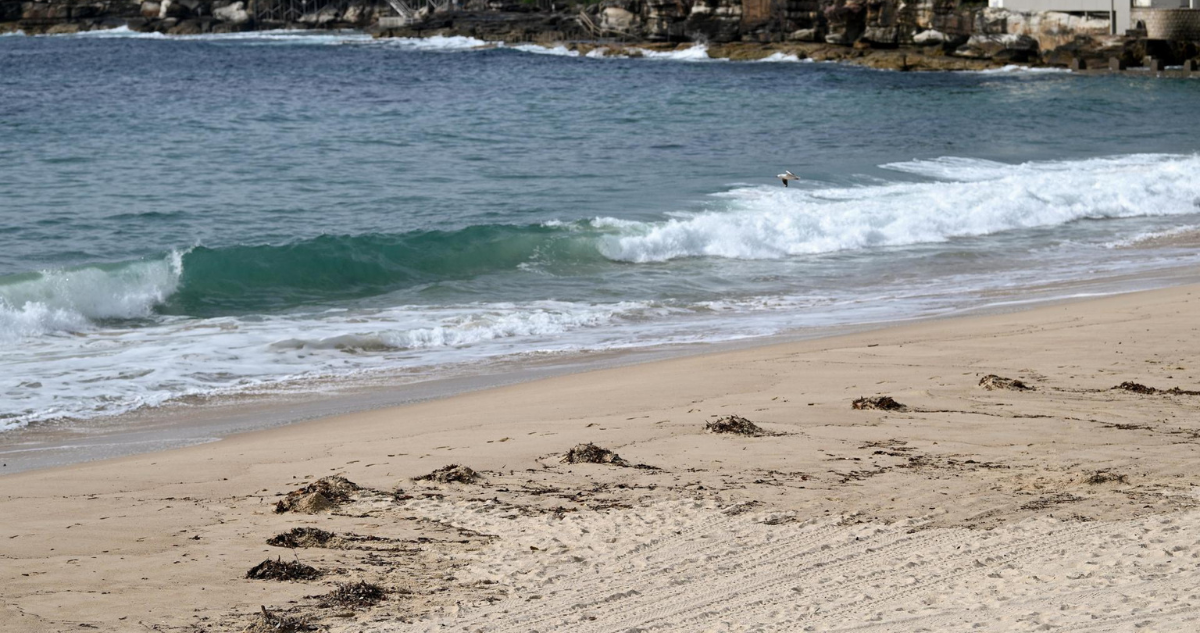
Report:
979,375,1034,391
275,476,361,514
561,443,629,466
560,443,659,470
243,606,313,633
1115,381,1158,394
1113,381,1200,396
1084,470,1129,485
267,527,337,549
415,464,485,485
319,581,388,608
851,396,906,411
246,557,322,582
704,415,776,437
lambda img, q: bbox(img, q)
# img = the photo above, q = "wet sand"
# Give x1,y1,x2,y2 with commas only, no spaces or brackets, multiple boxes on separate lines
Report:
3,283,1200,632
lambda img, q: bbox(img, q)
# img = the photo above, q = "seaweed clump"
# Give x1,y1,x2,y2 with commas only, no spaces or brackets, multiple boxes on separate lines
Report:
320,581,387,608
275,476,360,514
267,527,337,549
1084,470,1129,485
704,415,773,437
851,396,906,411
561,443,628,466
979,375,1034,391
1114,381,1157,394
245,557,321,581
243,606,312,633
1113,382,1200,396
414,464,484,485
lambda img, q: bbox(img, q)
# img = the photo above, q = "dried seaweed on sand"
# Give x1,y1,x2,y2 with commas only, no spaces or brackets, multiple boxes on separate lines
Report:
978,374,1034,391
319,581,388,608
266,527,337,549
851,396,906,411
561,443,628,466
414,464,484,484
274,476,360,514
243,606,312,633
704,415,776,437
245,558,321,581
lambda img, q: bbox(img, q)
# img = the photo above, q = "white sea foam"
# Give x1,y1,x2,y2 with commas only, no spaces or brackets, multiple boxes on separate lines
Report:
0,298,700,429
754,52,806,63
972,64,1071,74
508,43,579,57
44,26,376,45
270,301,652,352
49,25,166,38
596,154,1200,262
881,153,1184,182
183,29,373,44
0,252,183,341
382,35,491,51
1103,224,1200,249
0,29,26,37
629,45,720,62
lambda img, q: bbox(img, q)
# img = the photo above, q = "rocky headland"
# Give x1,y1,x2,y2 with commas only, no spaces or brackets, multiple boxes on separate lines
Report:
4,0,1200,71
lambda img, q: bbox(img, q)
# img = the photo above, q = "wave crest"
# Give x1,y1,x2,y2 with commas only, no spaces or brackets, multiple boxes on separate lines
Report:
0,254,182,340
596,154,1200,262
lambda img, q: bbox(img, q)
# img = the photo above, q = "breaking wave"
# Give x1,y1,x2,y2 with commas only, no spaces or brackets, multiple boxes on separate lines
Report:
597,154,1200,262
5,153,1198,340
0,254,183,340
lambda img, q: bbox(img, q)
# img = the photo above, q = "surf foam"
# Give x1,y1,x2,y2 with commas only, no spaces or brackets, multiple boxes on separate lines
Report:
597,154,1200,262
0,253,183,341
381,35,490,51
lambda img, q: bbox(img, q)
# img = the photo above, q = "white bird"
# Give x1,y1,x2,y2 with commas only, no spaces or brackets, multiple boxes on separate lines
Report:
777,170,800,187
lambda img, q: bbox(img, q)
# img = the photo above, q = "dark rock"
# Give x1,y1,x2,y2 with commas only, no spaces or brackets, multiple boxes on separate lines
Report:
956,33,1037,60
168,17,204,33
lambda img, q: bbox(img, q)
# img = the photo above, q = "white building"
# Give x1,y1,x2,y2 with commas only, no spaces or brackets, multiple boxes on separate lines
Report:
989,0,1195,34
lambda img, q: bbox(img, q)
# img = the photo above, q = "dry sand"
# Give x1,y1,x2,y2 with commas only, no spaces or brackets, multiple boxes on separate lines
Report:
3,284,1200,632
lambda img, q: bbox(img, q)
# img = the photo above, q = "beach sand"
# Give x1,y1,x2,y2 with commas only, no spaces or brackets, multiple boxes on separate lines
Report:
3,284,1200,632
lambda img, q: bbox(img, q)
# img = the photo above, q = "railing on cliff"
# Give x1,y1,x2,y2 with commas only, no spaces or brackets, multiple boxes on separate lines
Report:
576,8,636,40
250,0,347,23
379,0,456,27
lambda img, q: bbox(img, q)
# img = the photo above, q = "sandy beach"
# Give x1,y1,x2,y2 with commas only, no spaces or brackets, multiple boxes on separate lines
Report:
4,283,1200,632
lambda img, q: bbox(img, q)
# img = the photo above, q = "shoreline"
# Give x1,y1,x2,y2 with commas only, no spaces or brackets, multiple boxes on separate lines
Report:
0,21,1122,73
3,280,1200,630
8,22,1194,74
0,24,1026,71
5,262,1199,475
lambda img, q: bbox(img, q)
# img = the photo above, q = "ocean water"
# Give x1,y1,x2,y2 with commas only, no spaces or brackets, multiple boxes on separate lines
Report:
3,29,1200,433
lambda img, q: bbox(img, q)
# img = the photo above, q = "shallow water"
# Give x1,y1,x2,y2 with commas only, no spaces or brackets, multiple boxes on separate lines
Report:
3,29,1200,430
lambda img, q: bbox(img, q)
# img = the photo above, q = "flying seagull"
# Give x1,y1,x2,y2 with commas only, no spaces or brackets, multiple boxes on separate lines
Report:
777,170,800,187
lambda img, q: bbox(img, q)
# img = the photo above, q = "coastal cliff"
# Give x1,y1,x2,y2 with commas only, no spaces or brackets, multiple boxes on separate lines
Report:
1,0,391,34
4,0,1199,70
382,1,1198,70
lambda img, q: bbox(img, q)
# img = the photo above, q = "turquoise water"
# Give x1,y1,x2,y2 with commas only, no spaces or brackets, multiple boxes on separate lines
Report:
3,29,1200,429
